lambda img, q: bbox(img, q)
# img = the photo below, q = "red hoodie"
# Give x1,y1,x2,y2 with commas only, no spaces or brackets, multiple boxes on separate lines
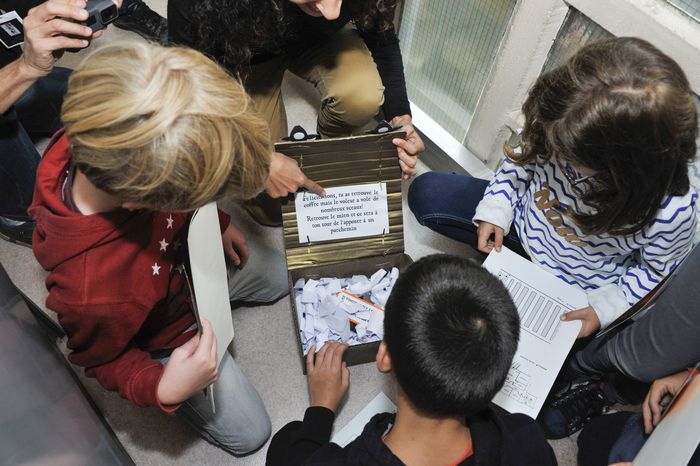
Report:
29,131,230,411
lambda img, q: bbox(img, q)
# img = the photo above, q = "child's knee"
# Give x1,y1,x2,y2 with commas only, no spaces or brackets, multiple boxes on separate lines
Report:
249,247,289,302
233,414,272,455
408,173,439,219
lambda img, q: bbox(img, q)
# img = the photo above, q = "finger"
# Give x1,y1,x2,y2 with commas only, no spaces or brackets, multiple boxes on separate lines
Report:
177,332,200,356
37,18,93,38
196,319,215,356
561,309,587,321
476,225,493,253
315,343,329,368
321,343,339,370
650,392,662,427
303,177,326,197
306,346,316,374
397,150,417,168
238,241,250,269
398,159,415,180
33,36,89,53
33,2,89,24
330,343,348,371
341,362,350,387
411,134,426,154
398,138,421,157
493,227,504,252
643,393,654,434
225,243,240,267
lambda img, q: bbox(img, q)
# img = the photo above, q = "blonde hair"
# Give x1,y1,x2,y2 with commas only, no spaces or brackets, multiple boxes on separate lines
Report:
62,41,271,211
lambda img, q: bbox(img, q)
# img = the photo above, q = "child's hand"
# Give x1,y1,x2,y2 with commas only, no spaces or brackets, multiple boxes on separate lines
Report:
266,152,325,198
642,370,688,434
560,306,600,338
306,343,350,413
157,319,218,406
222,222,248,269
476,221,504,253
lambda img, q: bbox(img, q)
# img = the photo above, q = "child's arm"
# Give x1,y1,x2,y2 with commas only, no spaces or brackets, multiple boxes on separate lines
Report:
156,319,219,405
585,193,697,330
53,300,186,411
266,343,350,466
221,222,249,269
473,148,536,239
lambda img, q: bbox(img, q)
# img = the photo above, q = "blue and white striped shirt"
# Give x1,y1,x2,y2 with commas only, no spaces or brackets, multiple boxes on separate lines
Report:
474,153,698,328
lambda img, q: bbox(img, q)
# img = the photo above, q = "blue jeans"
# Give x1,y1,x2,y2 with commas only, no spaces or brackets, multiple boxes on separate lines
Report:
0,67,71,221
407,172,528,257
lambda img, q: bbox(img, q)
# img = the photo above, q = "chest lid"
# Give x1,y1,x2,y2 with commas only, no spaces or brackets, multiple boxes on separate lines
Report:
276,130,407,270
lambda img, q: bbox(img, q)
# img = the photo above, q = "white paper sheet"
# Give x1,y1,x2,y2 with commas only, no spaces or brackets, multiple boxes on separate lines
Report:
0,11,24,49
187,203,235,413
635,366,700,466
294,183,389,243
331,392,397,447
483,247,584,418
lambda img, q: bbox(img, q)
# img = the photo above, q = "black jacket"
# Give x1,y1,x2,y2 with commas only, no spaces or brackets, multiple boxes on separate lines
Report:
267,407,557,466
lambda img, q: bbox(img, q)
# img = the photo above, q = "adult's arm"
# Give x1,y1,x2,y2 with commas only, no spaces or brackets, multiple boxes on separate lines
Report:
0,0,103,113
359,26,410,121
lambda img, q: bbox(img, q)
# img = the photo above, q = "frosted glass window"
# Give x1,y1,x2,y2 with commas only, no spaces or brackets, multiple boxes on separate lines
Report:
399,0,516,140
542,8,612,74
665,0,700,24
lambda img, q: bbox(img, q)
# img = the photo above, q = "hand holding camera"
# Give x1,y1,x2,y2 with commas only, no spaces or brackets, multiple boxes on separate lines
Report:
20,0,120,79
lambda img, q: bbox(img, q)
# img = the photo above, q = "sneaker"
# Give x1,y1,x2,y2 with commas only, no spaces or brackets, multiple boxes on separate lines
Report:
538,381,613,439
0,217,34,248
113,0,167,42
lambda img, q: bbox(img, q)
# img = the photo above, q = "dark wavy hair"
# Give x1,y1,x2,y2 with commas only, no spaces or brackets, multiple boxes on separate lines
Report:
515,37,697,235
189,0,397,79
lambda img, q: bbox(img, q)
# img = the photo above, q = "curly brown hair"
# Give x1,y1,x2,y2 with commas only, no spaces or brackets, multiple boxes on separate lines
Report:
515,37,697,235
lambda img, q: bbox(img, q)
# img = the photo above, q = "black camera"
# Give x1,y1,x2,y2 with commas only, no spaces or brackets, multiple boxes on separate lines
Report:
85,0,119,32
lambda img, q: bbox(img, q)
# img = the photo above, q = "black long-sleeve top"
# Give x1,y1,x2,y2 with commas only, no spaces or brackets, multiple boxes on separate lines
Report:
266,406,558,466
167,1,411,120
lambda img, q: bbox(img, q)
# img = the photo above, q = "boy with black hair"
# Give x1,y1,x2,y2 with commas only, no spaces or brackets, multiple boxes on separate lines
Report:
266,254,556,465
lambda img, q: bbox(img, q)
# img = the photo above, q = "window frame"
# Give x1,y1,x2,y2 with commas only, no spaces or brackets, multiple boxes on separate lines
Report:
406,0,700,177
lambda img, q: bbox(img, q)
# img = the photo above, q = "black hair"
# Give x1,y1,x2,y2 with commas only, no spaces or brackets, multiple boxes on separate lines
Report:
383,254,520,418
517,37,697,235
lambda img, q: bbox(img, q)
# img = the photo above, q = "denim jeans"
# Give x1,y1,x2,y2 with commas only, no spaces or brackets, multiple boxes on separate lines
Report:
157,231,288,455
161,352,272,456
407,172,528,257
0,67,71,220
607,413,647,464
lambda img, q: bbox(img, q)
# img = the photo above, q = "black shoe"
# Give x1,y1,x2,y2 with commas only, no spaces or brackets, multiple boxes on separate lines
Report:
538,381,613,439
0,218,34,248
113,0,167,42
